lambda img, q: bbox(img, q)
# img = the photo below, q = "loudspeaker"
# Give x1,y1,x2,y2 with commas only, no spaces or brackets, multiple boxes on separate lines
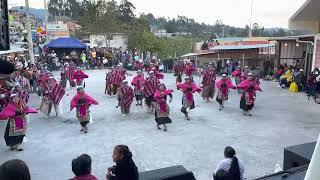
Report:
283,142,315,170
139,165,196,180
0,0,10,50
253,165,308,180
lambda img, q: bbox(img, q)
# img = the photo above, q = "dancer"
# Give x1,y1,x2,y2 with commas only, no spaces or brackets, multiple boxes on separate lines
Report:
0,94,37,151
153,83,173,131
131,70,145,106
237,73,262,116
184,62,197,81
39,76,65,117
144,71,160,112
177,77,201,120
60,63,74,88
73,67,89,87
201,65,216,102
105,69,113,96
232,66,243,94
108,66,126,96
174,60,185,83
70,87,98,133
216,74,236,110
117,81,134,117
11,83,29,107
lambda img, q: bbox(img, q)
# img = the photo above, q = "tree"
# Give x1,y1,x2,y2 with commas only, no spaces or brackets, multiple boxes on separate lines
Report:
118,0,136,23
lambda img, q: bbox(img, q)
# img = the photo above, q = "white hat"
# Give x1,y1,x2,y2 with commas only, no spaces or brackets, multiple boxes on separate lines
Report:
300,69,304,71
248,73,253,76
149,71,154,74
245,66,248,68
10,94,18,98
221,74,227,77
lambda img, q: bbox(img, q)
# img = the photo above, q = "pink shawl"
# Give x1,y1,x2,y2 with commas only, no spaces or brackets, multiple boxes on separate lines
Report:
73,70,89,85
231,69,241,77
177,82,201,103
70,93,98,112
237,80,262,91
216,79,236,96
131,75,145,91
0,103,37,129
154,89,173,112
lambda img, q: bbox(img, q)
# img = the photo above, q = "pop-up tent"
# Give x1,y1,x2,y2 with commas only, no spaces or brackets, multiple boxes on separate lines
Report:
46,37,87,49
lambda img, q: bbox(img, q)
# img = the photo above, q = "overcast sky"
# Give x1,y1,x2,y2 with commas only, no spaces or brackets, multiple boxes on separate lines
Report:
9,0,306,28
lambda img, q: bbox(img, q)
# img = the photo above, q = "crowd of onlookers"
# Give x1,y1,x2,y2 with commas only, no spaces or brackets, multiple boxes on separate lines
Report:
41,47,175,72
274,63,320,103
0,145,244,180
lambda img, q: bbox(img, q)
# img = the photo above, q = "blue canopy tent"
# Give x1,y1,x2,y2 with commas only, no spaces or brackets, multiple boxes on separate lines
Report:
46,37,87,49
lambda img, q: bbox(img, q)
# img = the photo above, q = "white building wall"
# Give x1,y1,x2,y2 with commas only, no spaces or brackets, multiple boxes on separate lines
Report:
90,34,127,49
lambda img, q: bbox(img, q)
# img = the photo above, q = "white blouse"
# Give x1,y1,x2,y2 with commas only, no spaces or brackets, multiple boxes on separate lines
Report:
214,158,245,180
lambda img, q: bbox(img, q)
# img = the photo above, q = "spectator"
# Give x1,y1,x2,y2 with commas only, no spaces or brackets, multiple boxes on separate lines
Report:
70,154,97,180
0,159,31,180
106,145,138,180
214,146,244,180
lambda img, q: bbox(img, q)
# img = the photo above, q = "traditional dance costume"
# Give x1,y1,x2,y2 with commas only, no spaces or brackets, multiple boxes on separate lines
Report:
117,83,134,116
70,88,98,133
216,77,236,110
177,80,201,120
237,78,262,116
73,69,89,87
0,95,37,151
131,73,145,106
201,68,216,101
184,63,197,81
174,61,185,83
153,86,173,131
143,73,160,111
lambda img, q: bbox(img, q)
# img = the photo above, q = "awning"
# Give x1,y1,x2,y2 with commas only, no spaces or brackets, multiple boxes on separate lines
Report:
180,53,198,58
289,0,320,32
210,44,274,50
46,37,87,49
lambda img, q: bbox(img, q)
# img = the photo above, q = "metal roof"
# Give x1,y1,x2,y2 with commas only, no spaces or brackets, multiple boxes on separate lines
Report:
210,44,274,50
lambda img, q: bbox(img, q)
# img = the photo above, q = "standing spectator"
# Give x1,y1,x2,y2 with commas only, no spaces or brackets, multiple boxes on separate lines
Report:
81,51,88,70
0,159,31,180
214,146,244,180
106,145,139,180
70,154,97,180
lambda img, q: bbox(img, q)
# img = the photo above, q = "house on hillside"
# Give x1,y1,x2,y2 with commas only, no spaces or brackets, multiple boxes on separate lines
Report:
89,33,127,49
47,21,70,39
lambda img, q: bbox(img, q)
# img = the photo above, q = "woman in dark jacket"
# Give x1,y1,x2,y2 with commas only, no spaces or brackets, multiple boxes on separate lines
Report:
106,145,139,180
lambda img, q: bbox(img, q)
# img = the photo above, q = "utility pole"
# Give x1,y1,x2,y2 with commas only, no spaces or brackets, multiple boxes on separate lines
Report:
248,0,254,38
44,0,48,31
25,0,35,64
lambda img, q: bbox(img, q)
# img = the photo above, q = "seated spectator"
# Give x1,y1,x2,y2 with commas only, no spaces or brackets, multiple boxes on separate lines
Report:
70,154,97,180
106,145,138,180
0,159,31,180
279,67,293,88
275,65,285,81
214,146,244,180
293,69,306,91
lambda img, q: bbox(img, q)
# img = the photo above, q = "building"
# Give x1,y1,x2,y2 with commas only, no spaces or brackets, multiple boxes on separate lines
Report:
47,21,70,39
89,33,127,49
287,0,320,70
183,37,275,69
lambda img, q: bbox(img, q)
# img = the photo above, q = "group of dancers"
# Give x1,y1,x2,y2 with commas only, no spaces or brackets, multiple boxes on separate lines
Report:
104,60,262,131
0,60,262,151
